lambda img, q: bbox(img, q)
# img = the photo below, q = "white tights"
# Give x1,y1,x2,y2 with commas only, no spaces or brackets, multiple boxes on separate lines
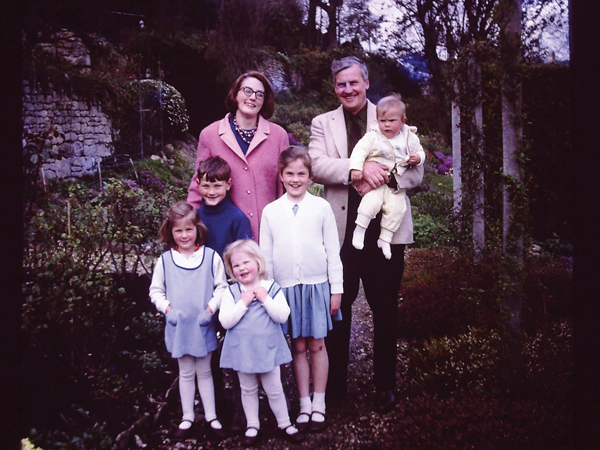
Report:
237,366,292,430
177,353,217,423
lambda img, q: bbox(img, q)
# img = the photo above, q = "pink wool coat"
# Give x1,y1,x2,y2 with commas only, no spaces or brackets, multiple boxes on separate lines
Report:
187,113,289,241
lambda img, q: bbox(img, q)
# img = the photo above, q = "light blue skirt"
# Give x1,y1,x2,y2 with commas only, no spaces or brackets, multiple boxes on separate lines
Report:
282,281,342,339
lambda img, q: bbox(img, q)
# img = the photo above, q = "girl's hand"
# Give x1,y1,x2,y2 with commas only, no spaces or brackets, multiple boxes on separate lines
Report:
241,289,255,307
254,286,269,303
330,294,341,316
165,305,172,314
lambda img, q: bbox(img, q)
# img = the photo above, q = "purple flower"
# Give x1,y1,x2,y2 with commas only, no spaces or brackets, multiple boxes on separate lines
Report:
122,179,139,190
288,133,301,145
139,169,165,191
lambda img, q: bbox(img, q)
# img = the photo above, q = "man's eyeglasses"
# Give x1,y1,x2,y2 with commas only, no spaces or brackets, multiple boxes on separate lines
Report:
239,86,265,100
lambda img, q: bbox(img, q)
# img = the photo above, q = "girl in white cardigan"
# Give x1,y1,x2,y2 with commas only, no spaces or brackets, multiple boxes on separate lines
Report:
260,147,343,433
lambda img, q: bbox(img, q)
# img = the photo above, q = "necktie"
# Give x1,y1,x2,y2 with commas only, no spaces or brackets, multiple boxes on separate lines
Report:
292,204,299,216
348,114,362,156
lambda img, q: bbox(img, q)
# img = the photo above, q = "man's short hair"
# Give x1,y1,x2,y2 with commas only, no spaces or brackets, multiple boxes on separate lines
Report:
331,56,369,83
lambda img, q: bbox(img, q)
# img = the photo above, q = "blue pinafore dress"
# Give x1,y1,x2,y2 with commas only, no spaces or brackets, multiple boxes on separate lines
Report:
162,247,218,359
220,281,292,373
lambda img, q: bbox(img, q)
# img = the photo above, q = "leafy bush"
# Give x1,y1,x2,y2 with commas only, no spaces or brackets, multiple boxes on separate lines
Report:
399,248,573,341
408,327,507,395
22,176,180,448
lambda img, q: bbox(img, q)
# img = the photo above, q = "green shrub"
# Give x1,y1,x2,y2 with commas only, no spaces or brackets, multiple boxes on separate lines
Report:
22,178,178,447
409,327,507,395
400,248,573,341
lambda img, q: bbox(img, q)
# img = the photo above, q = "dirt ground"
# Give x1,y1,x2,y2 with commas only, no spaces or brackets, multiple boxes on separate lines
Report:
147,285,410,450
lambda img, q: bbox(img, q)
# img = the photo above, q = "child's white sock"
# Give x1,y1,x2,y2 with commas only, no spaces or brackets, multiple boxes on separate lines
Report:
297,396,312,423
312,392,326,422
352,225,367,250
377,239,392,260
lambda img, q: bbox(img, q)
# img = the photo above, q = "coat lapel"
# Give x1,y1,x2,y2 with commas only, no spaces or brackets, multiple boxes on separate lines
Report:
246,115,269,156
218,114,248,162
330,106,348,158
330,102,377,158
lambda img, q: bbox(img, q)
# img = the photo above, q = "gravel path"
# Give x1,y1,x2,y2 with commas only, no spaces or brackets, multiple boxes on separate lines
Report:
151,284,411,450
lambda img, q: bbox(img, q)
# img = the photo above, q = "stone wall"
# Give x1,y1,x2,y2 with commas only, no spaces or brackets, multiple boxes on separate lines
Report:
22,80,115,180
23,30,115,180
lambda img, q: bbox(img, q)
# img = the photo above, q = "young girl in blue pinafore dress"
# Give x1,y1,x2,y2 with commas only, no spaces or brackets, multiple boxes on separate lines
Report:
260,147,343,433
219,239,305,445
149,202,227,440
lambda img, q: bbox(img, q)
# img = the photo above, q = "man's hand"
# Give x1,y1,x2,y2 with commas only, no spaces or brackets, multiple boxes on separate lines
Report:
362,161,389,189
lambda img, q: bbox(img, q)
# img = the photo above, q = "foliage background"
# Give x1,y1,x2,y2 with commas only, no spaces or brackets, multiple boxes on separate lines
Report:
19,1,573,449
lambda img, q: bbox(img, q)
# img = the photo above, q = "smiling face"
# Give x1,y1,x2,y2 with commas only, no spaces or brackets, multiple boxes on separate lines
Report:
377,106,406,139
171,217,198,256
280,158,310,202
334,64,370,115
235,76,265,120
198,175,231,206
230,249,260,288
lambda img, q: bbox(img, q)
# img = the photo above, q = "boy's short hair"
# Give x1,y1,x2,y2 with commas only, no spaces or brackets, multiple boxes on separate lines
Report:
158,201,208,248
223,239,268,282
197,156,231,183
376,93,406,121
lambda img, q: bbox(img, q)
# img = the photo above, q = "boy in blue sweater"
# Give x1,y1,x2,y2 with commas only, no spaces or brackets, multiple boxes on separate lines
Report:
196,156,252,257
195,156,252,433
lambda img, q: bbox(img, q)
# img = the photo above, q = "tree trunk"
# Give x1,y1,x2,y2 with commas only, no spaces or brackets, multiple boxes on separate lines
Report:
451,81,462,213
499,0,523,363
469,59,485,260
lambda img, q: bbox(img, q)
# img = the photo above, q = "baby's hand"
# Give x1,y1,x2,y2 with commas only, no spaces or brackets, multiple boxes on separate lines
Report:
408,153,421,165
254,286,269,303
241,289,255,307
351,169,363,182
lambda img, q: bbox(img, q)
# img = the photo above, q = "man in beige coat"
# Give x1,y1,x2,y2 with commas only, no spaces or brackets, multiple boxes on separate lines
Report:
308,56,423,414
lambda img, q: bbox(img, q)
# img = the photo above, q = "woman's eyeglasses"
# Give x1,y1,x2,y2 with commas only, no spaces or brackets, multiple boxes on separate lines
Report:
239,86,265,100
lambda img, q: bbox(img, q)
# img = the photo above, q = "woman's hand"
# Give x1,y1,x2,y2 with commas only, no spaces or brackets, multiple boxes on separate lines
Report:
254,286,269,304
330,294,342,316
165,305,172,314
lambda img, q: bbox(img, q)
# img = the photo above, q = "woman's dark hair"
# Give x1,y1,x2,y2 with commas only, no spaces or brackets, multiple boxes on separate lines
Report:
224,71,276,119
158,201,208,249
278,146,312,177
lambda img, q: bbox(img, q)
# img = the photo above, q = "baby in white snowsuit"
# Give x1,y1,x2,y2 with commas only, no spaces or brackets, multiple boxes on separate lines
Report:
349,94,425,259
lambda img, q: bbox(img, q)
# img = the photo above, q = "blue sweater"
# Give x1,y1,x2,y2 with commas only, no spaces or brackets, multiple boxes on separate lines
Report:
198,197,252,256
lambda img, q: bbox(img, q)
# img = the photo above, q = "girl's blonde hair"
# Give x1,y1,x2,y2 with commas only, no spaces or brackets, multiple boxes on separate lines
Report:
158,201,207,249
223,239,268,282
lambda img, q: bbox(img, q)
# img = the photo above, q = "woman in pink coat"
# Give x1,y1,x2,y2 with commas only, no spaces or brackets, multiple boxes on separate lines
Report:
187,71,289,242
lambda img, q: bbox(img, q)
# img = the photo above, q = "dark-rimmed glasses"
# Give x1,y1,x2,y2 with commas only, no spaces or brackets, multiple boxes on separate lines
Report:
239,86,265,100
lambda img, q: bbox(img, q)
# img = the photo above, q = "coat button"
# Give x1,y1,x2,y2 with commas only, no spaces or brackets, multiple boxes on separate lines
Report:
342,206,346,210
244,167,248,171
246,190,251,194
249,213,253,217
